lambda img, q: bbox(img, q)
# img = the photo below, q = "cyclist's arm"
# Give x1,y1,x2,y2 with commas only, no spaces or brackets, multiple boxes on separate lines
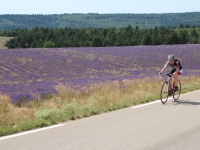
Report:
160,65,167,74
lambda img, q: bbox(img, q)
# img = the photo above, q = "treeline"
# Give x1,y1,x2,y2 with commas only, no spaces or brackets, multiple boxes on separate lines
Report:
1,12,200,30
3,25,200,48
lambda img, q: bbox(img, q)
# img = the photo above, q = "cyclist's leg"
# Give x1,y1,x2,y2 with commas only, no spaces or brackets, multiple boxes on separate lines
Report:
169,68,176,89
168,78,173,96
173,72,178,86
173,69,183,84
169,77,173,90
173,69,183,90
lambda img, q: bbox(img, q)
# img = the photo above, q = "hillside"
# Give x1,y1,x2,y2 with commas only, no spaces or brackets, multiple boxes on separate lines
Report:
0,12,200,30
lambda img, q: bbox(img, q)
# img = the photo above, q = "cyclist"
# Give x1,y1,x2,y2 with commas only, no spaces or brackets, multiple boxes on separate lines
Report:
159,54,183,93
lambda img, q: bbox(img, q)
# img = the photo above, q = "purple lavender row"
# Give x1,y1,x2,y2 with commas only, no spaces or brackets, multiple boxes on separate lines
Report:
0,44,200,103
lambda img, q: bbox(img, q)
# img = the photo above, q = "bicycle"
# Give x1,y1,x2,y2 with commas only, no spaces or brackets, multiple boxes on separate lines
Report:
160,73,181,104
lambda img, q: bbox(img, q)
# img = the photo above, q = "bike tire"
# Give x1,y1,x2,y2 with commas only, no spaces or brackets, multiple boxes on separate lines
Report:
173,80,181,101
160,81,169,104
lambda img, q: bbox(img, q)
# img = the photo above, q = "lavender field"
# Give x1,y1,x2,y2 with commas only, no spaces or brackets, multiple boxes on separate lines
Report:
0,44,200,103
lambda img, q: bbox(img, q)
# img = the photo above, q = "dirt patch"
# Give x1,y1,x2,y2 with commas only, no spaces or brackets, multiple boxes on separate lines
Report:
0,36,13,49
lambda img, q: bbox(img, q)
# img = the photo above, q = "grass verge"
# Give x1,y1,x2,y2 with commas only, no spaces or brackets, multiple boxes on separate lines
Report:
0,75,200,137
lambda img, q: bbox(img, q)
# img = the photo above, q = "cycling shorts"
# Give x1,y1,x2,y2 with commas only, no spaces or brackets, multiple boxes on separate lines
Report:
170,68,183,75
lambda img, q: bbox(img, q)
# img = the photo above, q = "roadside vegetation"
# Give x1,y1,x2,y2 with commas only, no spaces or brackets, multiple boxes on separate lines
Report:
1,75,200,137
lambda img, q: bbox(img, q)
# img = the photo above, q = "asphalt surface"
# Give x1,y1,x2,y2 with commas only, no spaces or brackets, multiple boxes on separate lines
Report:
0,90,200,150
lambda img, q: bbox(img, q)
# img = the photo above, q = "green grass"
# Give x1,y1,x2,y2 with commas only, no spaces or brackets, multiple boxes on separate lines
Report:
0,75,200,137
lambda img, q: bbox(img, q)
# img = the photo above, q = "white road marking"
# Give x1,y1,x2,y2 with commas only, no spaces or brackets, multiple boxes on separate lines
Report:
131,98,173,108
0,124,65,141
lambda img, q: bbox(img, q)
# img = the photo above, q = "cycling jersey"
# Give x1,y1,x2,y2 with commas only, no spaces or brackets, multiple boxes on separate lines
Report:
165,59,182,70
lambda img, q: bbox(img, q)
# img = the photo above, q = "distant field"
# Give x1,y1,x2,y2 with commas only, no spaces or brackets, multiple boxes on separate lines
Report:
0,36,13,49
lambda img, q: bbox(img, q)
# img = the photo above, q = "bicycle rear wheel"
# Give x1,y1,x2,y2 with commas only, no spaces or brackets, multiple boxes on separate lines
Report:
173,80,181,101
160,81,169,104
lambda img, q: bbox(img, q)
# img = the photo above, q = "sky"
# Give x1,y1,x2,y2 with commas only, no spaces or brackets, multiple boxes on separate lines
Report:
0,0,199,14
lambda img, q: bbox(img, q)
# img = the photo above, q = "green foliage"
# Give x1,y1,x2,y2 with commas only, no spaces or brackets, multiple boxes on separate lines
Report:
35,108,57,120
189,29,199,44
83,102,100,117
142,34,152,45
43,41,56,48
1,12,200,30
61,103,78,120
35,103,79,121
3,25,200,48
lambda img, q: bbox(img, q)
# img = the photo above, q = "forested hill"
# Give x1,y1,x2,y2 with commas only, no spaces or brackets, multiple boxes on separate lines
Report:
0,12,200,30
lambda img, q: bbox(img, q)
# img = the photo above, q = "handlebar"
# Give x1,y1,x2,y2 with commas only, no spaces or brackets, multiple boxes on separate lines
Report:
159,73,172,78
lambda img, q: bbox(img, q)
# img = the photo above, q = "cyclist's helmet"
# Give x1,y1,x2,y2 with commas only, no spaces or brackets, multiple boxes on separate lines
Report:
168,54,174,61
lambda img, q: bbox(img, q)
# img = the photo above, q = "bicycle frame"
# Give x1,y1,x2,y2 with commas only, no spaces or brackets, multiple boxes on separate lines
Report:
166,74,175,94
160,73,181,104
160,73,175,92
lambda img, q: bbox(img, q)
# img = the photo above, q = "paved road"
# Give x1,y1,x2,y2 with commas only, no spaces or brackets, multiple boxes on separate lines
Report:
1,90,200,150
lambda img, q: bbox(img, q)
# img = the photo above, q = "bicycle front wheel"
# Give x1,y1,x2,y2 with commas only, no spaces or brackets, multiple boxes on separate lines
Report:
173,80,181,101
160,81,169,104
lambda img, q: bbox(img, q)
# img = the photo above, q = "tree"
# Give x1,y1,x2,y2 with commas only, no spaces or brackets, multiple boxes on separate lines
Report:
3,25,200,48
168,30,179,44
43,41,56,48
104,28,116,46
179,30,188,44
179,24,184,28
91,36,102,47
151,27,159,45
134,25,139,33
142,34,152,45
4,38,17,48
189,29,199,44
115,31,125,46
